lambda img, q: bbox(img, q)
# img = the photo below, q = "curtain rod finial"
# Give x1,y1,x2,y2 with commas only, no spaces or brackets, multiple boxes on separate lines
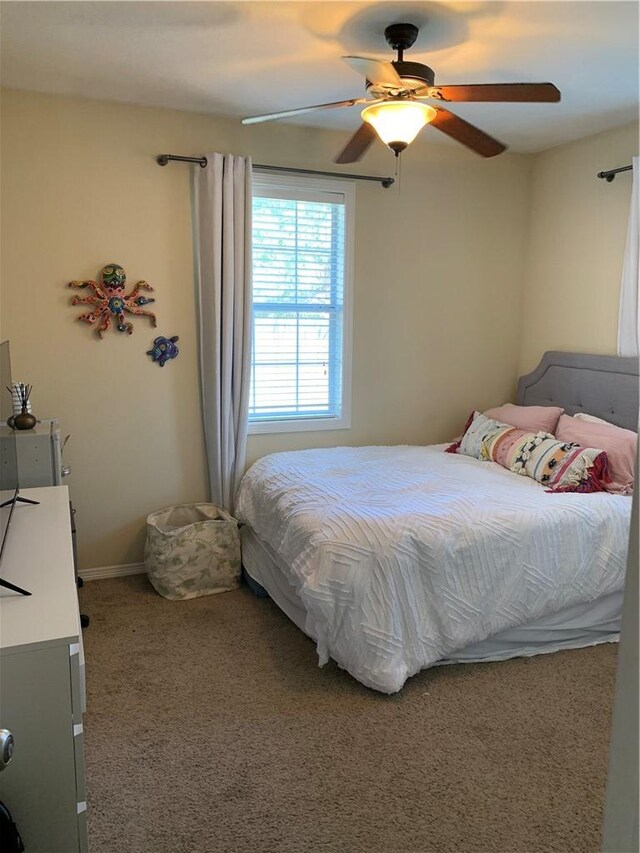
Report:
597,164,633,182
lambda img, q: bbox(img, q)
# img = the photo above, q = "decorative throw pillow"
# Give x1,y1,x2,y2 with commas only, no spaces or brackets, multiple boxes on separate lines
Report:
447,411,509,459
521,435,610,493
556,414,636,494
446,411,610,493
483,403,564,434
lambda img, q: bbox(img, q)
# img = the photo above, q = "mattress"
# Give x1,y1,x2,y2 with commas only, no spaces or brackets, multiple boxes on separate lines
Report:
242,526,622,665
236,444,631,693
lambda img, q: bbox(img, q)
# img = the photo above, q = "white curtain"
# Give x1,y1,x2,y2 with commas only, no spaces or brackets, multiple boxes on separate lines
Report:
193,153,252,512
617,155,639,357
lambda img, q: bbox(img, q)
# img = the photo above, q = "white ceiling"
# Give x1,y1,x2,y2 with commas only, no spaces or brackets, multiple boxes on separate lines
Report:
1,1,638,153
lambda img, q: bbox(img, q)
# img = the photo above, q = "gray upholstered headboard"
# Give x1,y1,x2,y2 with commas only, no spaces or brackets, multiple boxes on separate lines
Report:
517,351,639,431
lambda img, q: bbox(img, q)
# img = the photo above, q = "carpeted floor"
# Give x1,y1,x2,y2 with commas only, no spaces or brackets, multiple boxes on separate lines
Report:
80,575,617,853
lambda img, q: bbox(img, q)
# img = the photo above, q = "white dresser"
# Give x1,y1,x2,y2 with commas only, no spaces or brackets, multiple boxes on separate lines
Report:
0,486,88,852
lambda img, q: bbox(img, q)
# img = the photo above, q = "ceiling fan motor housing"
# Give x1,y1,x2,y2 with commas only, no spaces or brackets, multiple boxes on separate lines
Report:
393,61,435,89
384,23,419,52
369,24,435,94
365,61,435,96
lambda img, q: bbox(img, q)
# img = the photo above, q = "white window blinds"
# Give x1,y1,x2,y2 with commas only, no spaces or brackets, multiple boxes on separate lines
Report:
250,178,352,431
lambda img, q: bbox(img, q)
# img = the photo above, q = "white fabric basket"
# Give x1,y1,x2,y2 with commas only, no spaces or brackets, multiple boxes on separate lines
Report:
144,503,240,600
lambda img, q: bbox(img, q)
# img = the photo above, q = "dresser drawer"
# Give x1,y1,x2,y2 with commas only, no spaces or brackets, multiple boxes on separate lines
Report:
77,802,89,853
69,642,84,725
73,724,86,803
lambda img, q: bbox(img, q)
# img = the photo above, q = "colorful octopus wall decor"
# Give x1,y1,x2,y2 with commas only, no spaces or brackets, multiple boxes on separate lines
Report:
68,263,157,338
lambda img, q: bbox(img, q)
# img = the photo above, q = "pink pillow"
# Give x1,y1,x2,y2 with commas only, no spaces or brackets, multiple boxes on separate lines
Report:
483,404,564,435
555,414,637,494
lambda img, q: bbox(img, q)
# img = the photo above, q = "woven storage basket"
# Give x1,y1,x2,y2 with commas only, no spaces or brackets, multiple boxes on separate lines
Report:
144,503,240,600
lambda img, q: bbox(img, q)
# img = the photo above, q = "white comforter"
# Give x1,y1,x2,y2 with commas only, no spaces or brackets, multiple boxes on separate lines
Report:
236,445,631,693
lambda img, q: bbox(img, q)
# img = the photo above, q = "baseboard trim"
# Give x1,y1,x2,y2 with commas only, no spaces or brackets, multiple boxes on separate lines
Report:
80,562,146,581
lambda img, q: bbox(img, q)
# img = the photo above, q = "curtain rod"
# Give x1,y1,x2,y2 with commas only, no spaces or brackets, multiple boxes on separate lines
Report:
156,154,394,188
597,164,633,182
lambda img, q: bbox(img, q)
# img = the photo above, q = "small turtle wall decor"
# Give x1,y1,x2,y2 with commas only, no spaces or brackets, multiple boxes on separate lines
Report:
147,335,179,367
68,263,157,338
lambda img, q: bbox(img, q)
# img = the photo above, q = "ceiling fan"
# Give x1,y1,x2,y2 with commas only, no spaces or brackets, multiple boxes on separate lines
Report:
242,23,561,163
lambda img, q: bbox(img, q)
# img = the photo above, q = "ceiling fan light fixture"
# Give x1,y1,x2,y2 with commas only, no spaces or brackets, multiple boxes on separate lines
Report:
361,100,436,155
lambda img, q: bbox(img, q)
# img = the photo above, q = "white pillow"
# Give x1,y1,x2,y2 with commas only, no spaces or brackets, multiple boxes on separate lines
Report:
573,412,616,427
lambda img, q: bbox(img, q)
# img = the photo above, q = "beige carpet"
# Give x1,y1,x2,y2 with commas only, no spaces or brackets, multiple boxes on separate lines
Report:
80,575,616,853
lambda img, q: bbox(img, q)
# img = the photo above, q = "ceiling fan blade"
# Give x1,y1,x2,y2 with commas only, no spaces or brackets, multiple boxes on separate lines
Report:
242,97,364,125
343,56,402,87
422,83,561,103
334,123,378,164
430,107,506,157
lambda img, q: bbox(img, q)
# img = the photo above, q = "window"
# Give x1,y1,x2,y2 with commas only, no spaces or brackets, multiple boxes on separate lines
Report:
249,175,354,434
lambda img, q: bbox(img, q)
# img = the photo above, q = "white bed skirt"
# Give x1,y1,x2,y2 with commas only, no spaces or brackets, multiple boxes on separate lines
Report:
241,526,621,671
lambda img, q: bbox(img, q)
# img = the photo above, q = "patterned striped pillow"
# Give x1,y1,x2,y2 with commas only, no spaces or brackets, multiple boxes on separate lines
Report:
446,411,610,493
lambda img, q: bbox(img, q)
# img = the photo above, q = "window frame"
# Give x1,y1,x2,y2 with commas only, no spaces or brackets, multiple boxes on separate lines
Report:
248,173,354,435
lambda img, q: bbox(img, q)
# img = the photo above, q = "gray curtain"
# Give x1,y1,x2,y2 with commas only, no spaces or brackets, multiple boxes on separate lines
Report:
617,155,639,358
193,153,252,512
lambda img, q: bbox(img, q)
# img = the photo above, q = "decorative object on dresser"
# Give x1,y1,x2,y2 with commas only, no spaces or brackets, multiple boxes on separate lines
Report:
9,383,30,415
8,382,32,430
68,262,157,337
7,384,35,431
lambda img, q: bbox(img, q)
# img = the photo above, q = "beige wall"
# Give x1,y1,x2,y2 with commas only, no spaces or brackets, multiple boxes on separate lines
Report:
0,90,531,569
519,121,638,374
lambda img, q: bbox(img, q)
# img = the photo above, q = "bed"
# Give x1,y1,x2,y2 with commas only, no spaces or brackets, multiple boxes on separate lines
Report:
236,352,638,694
